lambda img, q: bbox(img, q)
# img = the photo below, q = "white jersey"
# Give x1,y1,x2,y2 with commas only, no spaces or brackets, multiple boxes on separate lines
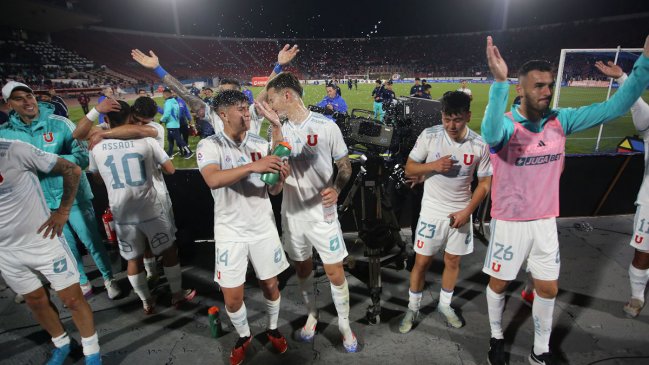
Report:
145,121,171,198
0,139,59,250
207,103,263,135
457,87,472,96
196,131,276,242
89,138,170,224
409,126,492,218
279,112,349,222
618,74,649,206
147,122,166,150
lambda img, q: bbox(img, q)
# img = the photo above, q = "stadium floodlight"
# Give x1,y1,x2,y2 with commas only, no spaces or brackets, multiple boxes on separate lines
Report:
554,47,643,152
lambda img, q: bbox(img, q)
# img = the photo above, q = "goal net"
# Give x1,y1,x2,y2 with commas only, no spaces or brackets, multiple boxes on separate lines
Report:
554,47,644,153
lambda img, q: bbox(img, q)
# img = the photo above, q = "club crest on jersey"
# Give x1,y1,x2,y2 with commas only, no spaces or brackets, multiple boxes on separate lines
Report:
463,154,474,165
307,134,318,146
43,132,54,143
250,152,262,162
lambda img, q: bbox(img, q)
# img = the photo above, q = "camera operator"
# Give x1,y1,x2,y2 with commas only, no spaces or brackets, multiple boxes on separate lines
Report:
316,83,348,121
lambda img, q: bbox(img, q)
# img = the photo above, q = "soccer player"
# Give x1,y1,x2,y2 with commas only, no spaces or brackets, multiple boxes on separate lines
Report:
372,79,384,120
481,35,649,365
399,91,492,332
131,45,299,136
89,101,196,314
0,82,121,300
197,90,290,365
595,59,649,318
0,139,102,365
316,83,348,121
255,72,357,352
457,80,473,101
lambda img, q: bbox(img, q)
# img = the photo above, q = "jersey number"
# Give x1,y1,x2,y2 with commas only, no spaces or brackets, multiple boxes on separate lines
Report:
418,221,436,239
104,153,146,189
492,243,514,261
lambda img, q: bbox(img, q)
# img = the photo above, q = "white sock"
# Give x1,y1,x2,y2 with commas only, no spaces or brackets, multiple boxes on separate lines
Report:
439,288,453,307
143,257,157,277
532,291,555,355
81,332,100,356
226,303,251,338
266,296,281,330
52,332,70,348
163,264,182,295
629,264,649,301
128,272,151,302
408,289,423,312
486,285,505,340
298,272,317,317
331,280,353,339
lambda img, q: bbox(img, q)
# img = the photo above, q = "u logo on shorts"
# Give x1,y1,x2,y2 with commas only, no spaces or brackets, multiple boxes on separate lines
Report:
416,240,424,249
635,235,644,244
491,262,501,273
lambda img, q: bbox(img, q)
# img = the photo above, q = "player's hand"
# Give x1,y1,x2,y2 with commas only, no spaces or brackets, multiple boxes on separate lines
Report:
594,61,624,79
88,131,106,150
254,100,282,128
38,210,70,239
405,174,425,188
326,104,334,111
430,155,456,173
278,44,299,66
448,209,470,229
250,155,282,174
278,161,291,183
95,97,121,114
321,187,338,208
486,36,508,82
131,49,160,69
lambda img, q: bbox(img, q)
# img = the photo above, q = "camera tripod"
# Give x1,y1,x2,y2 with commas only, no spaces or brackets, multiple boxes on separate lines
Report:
339,154,407,325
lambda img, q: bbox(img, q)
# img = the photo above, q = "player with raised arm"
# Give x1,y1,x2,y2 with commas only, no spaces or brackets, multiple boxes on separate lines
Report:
481,35,649,365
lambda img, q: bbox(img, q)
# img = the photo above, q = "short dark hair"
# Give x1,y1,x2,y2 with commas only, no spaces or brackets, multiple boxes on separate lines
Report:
220,78,241,90
107,100,130,128
518,60,553,77
375,79,382,84
162,88,172,93
266,72,303,98
137,89,147,94
441,91,471,115
415,77,420,81
203,87,213,92
131,96,158,119
424,84,432,91
212,90,249,111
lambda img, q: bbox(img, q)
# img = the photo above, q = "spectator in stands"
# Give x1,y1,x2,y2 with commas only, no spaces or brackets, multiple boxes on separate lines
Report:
39,93,68,118
77,92,90,114
48,88,68,117
410,78,423,97
317,83,348,121
372,79,385,120
189,83,200,97
457,80,473,101
242,86,254,105
97,86,114,124
161,88,193,159
0,98,10,125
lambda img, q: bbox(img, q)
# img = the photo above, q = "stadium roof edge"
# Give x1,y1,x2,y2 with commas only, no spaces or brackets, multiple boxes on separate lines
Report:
81,12,649,42
3,0,101,33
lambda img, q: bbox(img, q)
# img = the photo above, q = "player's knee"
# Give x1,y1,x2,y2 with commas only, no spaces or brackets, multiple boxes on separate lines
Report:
259,278,279,296
488,277,508,294
534,282,558,299
24,291,49,311
324,263,345,285
294,260,313,278
413,254,433,272
61,294,83,312
443,253,461,270
224,297,244,312
632,250,649,269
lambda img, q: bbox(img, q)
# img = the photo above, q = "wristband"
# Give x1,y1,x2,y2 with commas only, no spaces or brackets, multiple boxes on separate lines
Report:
153,65,169,79
273,63,283,74
86,108,100,122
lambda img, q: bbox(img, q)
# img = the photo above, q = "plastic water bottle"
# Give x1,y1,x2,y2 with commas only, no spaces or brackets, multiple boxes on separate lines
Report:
260,141,292,185
323,203,337,224
208,306,223,338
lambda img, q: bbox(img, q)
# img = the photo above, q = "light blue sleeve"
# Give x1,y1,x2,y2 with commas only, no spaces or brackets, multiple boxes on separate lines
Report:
160,100,172,123
481,81,515,150
559,55,649,135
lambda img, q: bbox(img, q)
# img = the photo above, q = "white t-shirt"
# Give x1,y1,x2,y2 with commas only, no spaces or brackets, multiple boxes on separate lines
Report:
147,122,166,150
145,121,170,198
89,138,170,224
207,103,263,135
457,87,472,96
196,131,276,242
0,139,59,250
409,125,492,218
278,112,348,222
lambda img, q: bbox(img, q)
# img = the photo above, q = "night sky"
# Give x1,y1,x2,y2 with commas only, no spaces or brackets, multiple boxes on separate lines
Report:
71,0,649,38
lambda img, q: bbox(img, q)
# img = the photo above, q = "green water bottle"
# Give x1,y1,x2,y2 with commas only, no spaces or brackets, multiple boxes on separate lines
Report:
208,306,223,338
260,141,292,185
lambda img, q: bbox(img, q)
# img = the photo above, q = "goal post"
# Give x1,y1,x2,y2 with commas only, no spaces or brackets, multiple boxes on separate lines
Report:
554,47,643,152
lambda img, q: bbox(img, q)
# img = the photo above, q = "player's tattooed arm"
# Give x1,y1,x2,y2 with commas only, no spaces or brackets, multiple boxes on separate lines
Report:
38,158,81,238
333,156,352,194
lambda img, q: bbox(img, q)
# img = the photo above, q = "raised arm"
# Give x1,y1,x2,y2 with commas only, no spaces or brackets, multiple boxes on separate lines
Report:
131,49,206,114
256,44,299,104
596,60,649,133
481,36,515,149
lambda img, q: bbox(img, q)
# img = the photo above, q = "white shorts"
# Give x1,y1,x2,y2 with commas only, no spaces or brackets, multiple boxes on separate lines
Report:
413,214,474,256
115,214,176,261
630,205,649,252
214,234,289,288
159,192,177,234
0,236,80,295
482,218,560,281
282,217,348,264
